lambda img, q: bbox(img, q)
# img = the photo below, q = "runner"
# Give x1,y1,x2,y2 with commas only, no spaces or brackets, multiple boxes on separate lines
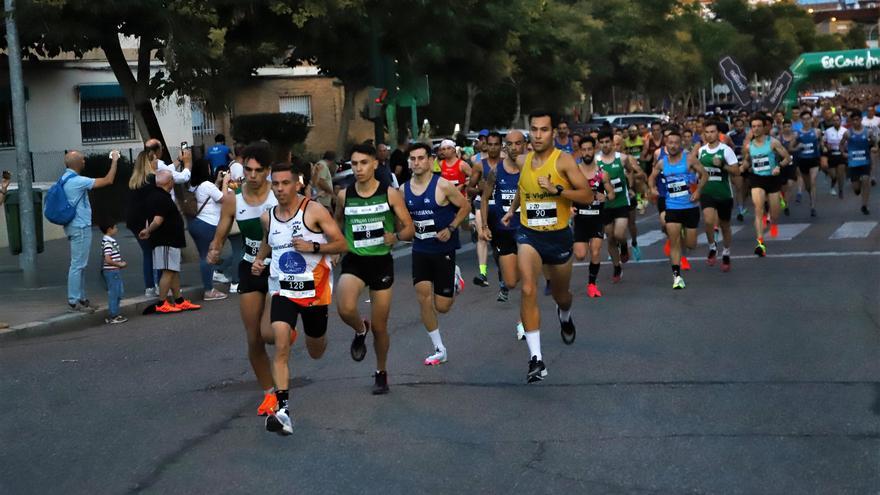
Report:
207,144,279,416
466,132,504,289
741,115,792,257
649,131,706,289
572,136,614,297
824,113,847,198
777,119,798,216
641,121,664,179
840,110,874,215
501,110,593,383
794,111,823,217
404,142,471,366
335,144,415,395
697,121,739,272
554,120,575,154
596,129,645,283
252,162,346,435
727,117,749,221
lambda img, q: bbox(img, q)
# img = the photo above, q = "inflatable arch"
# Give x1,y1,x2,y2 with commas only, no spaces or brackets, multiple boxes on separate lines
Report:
784,48,880,113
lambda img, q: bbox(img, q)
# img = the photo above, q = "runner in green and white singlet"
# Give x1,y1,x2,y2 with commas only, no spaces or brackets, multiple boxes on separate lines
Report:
697,121,739,272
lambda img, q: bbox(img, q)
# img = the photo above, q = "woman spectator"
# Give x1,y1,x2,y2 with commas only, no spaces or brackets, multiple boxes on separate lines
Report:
127,149,160,297
188,159,230,301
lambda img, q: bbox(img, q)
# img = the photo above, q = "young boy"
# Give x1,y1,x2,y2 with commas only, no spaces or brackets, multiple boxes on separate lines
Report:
101,222,128,324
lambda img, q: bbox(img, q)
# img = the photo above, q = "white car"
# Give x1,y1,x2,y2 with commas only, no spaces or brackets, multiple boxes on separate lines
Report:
598,113,669,129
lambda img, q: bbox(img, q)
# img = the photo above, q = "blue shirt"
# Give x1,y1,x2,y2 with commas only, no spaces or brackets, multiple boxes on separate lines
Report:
61,169,95,233
205,144,231,173
404,174,459,254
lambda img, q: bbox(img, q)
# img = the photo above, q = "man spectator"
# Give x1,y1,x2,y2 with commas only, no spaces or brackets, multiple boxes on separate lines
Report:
374,143,398,188
205,134,233,176
63,150,119,312
390,138,410,184
144,139,192,199
311,151,335,209
138,170,201,313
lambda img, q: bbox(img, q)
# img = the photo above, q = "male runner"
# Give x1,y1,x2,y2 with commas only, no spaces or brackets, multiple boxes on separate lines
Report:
741,116,792,257
466,132,503,288
501,110,593,383
824,113,847,198
696,121,738,272
640,121,664,177
573,136,614,297
252,162,346,435
554,120,575,154
404,142,470,366
335,144,415,394
207,144,279,416
777,119,798,216
840,110,875,215
727,117,749,221
795,111,822,217
624,125,647,214
649,131,706,289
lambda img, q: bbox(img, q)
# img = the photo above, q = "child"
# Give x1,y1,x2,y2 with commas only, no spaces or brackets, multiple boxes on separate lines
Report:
101,222,128,324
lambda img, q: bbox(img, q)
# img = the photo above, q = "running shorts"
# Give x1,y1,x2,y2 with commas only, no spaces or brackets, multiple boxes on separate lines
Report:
340,253,394,291
796,157,820,175
516,226,573,265
848,166,870,182
664,207,700,229
270,295,328,338
603,206,630,223
490,228,517,256
238,259,269,294
412,251,456,297
699,196,733,222
573,212,605,242
750,175,781,194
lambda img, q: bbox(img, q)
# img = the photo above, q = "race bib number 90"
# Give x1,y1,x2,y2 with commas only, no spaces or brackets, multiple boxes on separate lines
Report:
525,201,558,227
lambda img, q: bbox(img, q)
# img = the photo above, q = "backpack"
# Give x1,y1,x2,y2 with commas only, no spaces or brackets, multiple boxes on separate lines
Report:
44,173,86,226
177,183,210,218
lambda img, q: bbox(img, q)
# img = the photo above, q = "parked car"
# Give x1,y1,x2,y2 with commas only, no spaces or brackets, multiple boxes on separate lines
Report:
599,113,669,129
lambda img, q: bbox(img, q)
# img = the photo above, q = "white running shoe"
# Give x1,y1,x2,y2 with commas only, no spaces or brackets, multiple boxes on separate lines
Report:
212,271,230,283
515,321,525,340
829,187,837,197
229,283,239,294
672,275,686,290
424,347,448,366
144,287,157,297
266,407,293,435
453,265,464,295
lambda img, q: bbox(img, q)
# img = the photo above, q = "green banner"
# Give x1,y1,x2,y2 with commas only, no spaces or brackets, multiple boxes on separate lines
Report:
784,48,880,112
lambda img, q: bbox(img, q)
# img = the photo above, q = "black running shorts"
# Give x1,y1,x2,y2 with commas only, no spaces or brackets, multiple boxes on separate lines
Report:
750,174,781,194
270,295,328,338
412,251,456,297
699,196,733,222
665,206,700,229
490,228,518,256
340,253,394,291
238,259,269,294
573,211,605,242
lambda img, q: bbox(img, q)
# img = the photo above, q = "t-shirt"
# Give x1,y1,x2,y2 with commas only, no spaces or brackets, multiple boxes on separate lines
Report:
205,144,231,174
145,186,186,248
389,148,410,183
192,181,225,226
101,235,123,271
311,161,333,208
60,169,95,234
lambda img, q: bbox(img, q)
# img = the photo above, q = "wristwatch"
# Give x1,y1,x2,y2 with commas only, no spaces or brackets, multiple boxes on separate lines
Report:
312,241,320,253
555,185,564,196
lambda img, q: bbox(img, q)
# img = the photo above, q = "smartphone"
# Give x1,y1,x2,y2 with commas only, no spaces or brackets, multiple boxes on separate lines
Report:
180,141,189,150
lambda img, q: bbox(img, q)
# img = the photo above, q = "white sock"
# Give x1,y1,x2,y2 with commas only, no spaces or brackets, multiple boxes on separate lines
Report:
722,247,730,256
709,242,717,251
525,330,542,361
428,329,444,350
557,305,572,322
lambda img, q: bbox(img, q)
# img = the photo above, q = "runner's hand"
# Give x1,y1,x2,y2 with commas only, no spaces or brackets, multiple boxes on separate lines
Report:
436,227,452,242
479,225,492,242
537,174,554,193
500,211,513,227
689,190,701,202
138,229,150,240
251,258,265,275
772,166,780,176
293,238,313,252
207,246,221,265
383,232,398,246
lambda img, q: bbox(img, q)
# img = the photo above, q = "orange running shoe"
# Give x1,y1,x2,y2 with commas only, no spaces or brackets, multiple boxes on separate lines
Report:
175,299,201,311
155,300,182,313
681,256,691,271
663,239,671,256
257,393,277,416
587,283,603,298
769,223,779,238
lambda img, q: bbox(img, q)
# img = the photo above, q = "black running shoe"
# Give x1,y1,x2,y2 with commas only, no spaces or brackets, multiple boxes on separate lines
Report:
736,212,744,222
350,320,369,362
558,307,575,345
784,207,790,216
497,287,509,302
810,208,817,218
527,356,547,383
372,370,389,395
862,206,870,215
473,274,490,287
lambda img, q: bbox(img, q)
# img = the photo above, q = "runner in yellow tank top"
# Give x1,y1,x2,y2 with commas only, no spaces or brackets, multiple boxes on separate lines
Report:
501,110,594,384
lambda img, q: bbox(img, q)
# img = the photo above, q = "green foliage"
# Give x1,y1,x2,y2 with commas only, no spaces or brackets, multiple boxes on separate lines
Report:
231,113,311,146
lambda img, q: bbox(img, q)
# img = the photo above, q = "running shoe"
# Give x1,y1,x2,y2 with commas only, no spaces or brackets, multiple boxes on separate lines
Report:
515,321,525,341
672,275,686,290
104,315,128,324
680,256,691,271
663,239,671,257
631,245,642,261
754,241,766,257
558,306,575,345
780,196,787,210
203,289,228,301
424,347,447,366
212,271,230,283
543,280,552,295
721,255,731,272
154,301,182,313
473,273,490,287
830,187,837,196
707,248,717,266
454,265,464,295
862,206,870,215
497,287,509,302
144,287,158,298
372,370,389,395
527,356,547,383
769,223,779,238
620,247,629,264
810,208,817,218
612,268,622,284
68,302,96,314
795,191,802,203
587,283,602,298
229,283,239,294
257,393,277,416
175,299,201,311
350,321,369,362
265,407,293,436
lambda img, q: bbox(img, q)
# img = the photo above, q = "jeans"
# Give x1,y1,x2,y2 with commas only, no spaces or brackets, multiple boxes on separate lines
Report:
135,236,160,291
220,234,243,283
102,270,124,317
67,226,92,305
188,217,217,291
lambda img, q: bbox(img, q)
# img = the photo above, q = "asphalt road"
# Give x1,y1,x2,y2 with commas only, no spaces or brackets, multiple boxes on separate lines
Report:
2,178,879,494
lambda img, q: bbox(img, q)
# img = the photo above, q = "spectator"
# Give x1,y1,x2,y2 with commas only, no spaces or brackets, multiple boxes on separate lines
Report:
373,143,399,188
188,158,231,301
99,222,128,324
218,143,245,290
144,139,192,197
127,149,161,296
228,143,246,182
62,150,118,312
138,170,201,313
205,133,233,176
390,140,410,184
311,151,335,209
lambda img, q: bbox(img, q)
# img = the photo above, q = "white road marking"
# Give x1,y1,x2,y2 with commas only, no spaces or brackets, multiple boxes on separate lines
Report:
697,226,744,245
830,221,877,239
766,223,810,241
635,229,667,247
573,250,880,266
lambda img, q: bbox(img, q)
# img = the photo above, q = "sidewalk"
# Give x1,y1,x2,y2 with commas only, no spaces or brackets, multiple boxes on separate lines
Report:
0,227,235,340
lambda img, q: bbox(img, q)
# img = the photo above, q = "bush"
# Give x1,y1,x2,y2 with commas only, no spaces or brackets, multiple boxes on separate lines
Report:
232,113,311,147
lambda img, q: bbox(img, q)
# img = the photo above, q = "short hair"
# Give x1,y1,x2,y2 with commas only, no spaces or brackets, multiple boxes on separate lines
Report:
242,143,272,169
704,120,720,131
750,113,766,125
528,109,558,129
580,136,596,147
487,131,503,143
270,162,297,176
850,110,862,119
407,142,432,157
651,121,662,128
99,221,116,234
783,118,792,125
350,143,377,158
597,129,614,141
322,150,337,161
666,130,682,140
556,119,569,128
800,110,812,119
215,133,226,143
733,118,744,125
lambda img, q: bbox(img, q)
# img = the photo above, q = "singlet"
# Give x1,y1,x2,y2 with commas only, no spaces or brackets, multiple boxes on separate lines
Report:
847,128,871,168
554,137,574,154
235,189,278,264
728,130,746,159
490,161,520,231
404,174,460,254
663,152,697,211
825,127,845,156
623,136,643,160
518,149,572,231
644,136,662,162
796,128,820,159
267,201,332,307
697,143,735,200
748,138,777,177
439,159,467,190
598,152,630,209
574,167,605,217
479,158,499,206
343,182,396,256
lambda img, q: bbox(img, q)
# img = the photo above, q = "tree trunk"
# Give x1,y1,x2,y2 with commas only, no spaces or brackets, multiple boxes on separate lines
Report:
101,34,170,162
511,83,521,129
337,82,356,157
464,82,480,135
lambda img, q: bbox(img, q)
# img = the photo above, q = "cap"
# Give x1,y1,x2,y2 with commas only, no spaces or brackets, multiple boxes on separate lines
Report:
440,139,456,149
478,129,490,137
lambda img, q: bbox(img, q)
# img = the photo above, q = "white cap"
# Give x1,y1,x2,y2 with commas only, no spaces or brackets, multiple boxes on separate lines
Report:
440,139,456,149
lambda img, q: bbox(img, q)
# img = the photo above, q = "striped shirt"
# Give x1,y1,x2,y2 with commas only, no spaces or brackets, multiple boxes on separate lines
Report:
102,235,123,270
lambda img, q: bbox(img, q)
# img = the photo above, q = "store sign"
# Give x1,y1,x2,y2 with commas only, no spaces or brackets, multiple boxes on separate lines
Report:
820,50,880,70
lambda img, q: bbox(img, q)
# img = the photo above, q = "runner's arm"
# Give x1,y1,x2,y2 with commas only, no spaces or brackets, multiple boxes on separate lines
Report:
334,189,347,232
501,188,521,227
307,202,348,254
386,187,415,242
647,160,663,198
771,138,792,167
208,194,236,264
688,154,708,198
480,168,496,235
556,153,593,205
839,132,848,156
252,211,271,274
624,154,646,181
740,146,752,173
436,178,471,243
466,162,483,196
602,172,615,201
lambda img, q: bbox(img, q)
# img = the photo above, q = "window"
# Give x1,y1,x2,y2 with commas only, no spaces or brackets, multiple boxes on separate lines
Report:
279,95,312,124
79,84,136,143
191,100,216,136
0,97,14,147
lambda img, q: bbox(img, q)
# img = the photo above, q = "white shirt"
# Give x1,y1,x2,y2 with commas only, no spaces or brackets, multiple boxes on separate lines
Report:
863,116,880,139
157,159,191,184
824,127,846,153
228,161,244,181
193,181,224,226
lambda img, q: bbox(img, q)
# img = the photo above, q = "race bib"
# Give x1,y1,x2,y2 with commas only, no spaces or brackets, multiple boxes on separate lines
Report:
610,177,624,193
752,156,771,173
705,166,722,182
578,208,600,216
243,237,261,263
279,272,316,299
666,179,689,198
501,192,515,212
525,201,558,227
351,221,385,248
414,219,437,240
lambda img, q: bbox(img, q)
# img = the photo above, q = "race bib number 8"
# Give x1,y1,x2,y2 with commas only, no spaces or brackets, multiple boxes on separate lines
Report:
610,177,624,193
243,238,261,263
352,221,386,248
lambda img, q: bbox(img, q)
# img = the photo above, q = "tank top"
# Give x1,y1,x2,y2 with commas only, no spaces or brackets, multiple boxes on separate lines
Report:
598,152,630,209
404,174,460,254
663,152,697,211
796,128,820,159
698,143,733,200
749,138,777,177
518,149,572,231
480,158,498,206
235,189,278,264
490,162,520,231
645,136,662,161
847,128,871,168
439,159,467,190
623,136,643,160
554,137,574,154
825,127,845,156
574,167,605,217
343,182,396,256
267,201,332,306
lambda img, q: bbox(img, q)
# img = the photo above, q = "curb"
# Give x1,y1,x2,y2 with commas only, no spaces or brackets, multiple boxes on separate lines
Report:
0,286,203,343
